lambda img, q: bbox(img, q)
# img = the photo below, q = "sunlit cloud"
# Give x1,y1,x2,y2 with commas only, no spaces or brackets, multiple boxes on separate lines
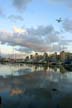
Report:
0,25,61,53
0,24,71,53
13,26,27,33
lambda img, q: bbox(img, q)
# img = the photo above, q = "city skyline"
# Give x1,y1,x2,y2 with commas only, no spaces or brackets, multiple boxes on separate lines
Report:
0,0,72,55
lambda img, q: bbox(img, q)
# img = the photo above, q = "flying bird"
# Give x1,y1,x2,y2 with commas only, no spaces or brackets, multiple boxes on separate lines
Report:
56,18,62,23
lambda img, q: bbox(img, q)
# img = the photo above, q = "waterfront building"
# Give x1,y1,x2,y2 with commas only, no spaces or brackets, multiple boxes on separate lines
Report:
60,51,66,62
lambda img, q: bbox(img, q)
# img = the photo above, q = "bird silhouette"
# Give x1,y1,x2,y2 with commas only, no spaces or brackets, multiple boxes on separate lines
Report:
56,17,62,23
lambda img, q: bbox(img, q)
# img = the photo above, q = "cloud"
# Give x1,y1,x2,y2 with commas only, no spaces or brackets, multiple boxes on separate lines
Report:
0,8,5,17
48,0,72,8
12,0,32,10
13,26,27,33
16,47,33,53
0,25,66,53
48,0,65,3
0,9,3,16
8,15,24,22
62,19,72,32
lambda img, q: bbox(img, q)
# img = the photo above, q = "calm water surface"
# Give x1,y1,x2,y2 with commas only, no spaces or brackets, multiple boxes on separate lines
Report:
0,64,72,108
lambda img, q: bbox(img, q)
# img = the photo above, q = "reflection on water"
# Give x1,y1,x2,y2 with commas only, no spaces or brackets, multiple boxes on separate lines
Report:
0,64,72,108
0,64,71,77
10,88,24,96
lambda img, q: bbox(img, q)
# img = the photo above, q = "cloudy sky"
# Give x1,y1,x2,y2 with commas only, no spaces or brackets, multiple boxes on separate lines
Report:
0,0,72,55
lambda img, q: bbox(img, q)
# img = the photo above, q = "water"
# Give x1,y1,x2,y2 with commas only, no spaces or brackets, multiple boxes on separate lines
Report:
0,64,72,108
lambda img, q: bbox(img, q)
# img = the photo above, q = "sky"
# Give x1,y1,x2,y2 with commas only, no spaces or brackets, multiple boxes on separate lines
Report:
0,0,72,56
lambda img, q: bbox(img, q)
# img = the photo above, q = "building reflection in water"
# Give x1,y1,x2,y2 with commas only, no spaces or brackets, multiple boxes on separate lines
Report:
0,64,72,108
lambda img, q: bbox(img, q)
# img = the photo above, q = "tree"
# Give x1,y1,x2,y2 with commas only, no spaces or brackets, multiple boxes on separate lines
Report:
25,56,29,62
30,54,33,59
43,52,48,63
